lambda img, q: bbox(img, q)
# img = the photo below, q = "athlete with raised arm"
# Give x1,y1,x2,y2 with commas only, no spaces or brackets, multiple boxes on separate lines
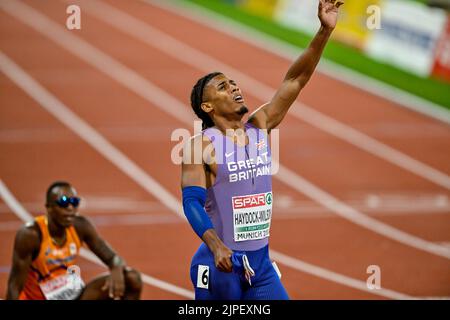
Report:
181,0,344,300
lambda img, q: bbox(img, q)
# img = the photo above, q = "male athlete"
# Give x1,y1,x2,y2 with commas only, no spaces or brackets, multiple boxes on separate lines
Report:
6,181,142,300
181,0,343,299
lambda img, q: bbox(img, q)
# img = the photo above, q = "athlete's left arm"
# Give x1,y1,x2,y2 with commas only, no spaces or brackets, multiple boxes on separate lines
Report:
248,0,343,131
74,216,126,299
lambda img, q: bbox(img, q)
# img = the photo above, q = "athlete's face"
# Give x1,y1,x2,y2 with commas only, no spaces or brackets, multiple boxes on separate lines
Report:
46,186,79,228
201,74,248,120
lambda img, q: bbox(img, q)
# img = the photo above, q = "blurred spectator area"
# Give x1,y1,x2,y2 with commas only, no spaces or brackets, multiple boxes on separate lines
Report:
428,0,450,10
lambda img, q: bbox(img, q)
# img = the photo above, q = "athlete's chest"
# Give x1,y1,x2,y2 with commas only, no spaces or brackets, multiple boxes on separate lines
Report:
204,126,271,186
39,239,78,266
210,147,272,187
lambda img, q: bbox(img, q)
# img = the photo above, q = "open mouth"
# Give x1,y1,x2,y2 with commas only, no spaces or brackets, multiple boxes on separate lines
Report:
234,95,244,103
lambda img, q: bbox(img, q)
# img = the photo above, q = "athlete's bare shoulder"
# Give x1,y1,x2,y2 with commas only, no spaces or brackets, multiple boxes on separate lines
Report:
181,132,217,188
194,133,213,148
182,133,214,165
248,103,270,130
14,221,41,256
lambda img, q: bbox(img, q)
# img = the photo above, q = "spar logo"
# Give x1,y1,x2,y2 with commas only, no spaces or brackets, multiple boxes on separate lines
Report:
266,192,272,205
232,192,272,209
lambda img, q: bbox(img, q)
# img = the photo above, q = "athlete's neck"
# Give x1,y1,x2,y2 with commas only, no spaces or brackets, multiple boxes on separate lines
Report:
213,119,249,146
47,216,66,240
213,118,245,135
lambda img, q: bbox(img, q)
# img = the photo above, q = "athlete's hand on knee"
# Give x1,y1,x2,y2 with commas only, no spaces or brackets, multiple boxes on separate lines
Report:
214,245,233,273
102,266,125,299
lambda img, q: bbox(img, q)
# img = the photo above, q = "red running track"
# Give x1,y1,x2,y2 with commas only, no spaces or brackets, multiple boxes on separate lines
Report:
0,0,449,299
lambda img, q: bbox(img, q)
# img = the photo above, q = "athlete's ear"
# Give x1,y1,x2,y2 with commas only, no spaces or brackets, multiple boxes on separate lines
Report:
201,102,213,114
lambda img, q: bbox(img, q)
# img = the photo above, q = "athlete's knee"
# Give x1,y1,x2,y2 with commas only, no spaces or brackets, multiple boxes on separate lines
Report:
124,267,142,292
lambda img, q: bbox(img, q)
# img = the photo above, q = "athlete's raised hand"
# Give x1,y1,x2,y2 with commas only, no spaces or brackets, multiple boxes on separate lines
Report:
248,0,343,131
318,0,344,30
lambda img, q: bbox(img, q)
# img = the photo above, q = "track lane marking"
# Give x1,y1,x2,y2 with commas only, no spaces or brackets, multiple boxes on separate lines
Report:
0,179,194,299
0,51,420,300
3,0,449,261
79,0,450,190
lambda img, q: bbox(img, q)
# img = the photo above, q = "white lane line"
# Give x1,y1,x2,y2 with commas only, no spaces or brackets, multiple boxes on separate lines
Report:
0,197,169,214
269,250,415,300
438,242,450,249
2,191,448,217
0,215,181,232
86,213,181,226
275,164,450,259
0,55,183,219
0,126,176,143
0,1,442,294
15,0,448,259
77,248,192,299
0,179,194,299
2,197,448,232
79,0,450,191
2,0,449,259
156,0,450,125
0,33,420,298
2,193,448,217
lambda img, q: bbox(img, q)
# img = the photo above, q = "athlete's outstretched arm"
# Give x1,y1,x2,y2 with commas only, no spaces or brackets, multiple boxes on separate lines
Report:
73,216,126,299
6,225,40,299
181,135,233,273
249,0,344,131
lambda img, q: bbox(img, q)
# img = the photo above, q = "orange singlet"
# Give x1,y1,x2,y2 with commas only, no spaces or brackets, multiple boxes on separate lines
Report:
19,215,83,300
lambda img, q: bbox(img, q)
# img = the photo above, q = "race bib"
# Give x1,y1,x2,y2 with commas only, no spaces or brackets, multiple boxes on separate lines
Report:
232,192,272,242
39,273,85,300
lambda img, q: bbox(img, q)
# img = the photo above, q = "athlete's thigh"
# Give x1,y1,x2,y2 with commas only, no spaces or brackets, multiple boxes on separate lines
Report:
190,245,242,300
242,262,289,300
78,272,110,300
243,276,289,300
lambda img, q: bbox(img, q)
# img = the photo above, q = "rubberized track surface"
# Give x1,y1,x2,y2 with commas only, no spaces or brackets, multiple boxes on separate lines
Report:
0,0,449,299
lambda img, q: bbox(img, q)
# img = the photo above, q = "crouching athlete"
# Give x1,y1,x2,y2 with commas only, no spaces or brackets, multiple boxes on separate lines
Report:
6,181,142,300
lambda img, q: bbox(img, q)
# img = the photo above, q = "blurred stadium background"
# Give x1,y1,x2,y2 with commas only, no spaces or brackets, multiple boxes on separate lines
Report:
0,0,449,299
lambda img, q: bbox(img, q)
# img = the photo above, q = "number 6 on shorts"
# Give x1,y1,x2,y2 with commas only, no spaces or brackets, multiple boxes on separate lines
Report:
197,265,209,289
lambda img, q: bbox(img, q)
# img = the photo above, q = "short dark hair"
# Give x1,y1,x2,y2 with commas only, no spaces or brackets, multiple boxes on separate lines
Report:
190,72,222,130
46,181,71,205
